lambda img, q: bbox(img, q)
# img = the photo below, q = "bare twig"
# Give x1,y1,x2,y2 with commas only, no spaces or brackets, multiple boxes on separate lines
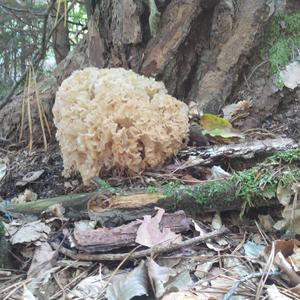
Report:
27,67,33,153
247,60,268,82
255,242,275,300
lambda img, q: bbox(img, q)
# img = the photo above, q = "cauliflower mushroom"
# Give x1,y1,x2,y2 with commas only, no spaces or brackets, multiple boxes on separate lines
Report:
53,67,189,184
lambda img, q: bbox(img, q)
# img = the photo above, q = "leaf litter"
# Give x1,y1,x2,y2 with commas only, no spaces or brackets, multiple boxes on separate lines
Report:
0,117,300,299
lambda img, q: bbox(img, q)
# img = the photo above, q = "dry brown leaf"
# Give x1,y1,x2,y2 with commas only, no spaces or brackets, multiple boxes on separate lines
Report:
28,242,56,276
106,261,148,300
222,100,251,121
136,208,181,247
265,240,300,258
68,274,107,299
258,214,274,231
147,258,192,298
10,220,51,245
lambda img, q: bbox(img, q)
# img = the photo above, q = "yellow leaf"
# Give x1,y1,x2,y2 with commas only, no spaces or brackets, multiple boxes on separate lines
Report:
200,114,244,142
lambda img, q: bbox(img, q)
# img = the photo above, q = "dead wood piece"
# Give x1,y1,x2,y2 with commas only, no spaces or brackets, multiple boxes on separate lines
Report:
178,138,299,161
52,227,228,261
5,192,94,214
88,192,164,226
74,210,191,252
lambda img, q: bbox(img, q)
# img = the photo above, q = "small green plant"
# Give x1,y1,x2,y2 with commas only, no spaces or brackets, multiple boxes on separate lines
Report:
146,185,159,193
162,181,182,198
92,178,116,193
275,76,285,90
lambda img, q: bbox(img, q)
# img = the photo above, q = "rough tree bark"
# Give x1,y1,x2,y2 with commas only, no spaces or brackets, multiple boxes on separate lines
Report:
0,0,278,142
52,2,70,64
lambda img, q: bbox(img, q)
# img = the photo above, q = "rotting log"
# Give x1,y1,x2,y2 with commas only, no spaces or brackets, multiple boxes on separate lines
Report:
1,179,281,225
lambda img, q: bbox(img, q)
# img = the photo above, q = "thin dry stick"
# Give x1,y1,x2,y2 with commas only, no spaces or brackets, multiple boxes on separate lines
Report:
32,66,48,150
19,71,29,142
54,0,62,26
291,184,299,237
53,273,67,299
40,100,52,137
101,245,143,294
254,220,270,245
51,227,228,261
49,267,94,300
27,66,33,154
231,232,247,254
255,241,275,300
3,278,32,300
64,0,67,27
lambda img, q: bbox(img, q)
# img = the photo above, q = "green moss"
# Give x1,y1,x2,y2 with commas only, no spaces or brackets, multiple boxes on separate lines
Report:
160,149,300,209
264,148,300,164
88,149,300,212
268,12,300,74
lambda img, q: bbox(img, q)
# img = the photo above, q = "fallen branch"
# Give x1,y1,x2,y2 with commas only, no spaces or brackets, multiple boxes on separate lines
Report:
5,148,300,220
178,137,298,162
3,192,95,215
51,227,228,261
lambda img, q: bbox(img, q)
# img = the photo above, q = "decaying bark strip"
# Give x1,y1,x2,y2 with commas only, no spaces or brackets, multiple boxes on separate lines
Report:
74,210,192,252
51,227,228,261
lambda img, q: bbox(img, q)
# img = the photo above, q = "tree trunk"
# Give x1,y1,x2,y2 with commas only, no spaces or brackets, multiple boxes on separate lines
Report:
0,0,280,141
52,2,70,64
